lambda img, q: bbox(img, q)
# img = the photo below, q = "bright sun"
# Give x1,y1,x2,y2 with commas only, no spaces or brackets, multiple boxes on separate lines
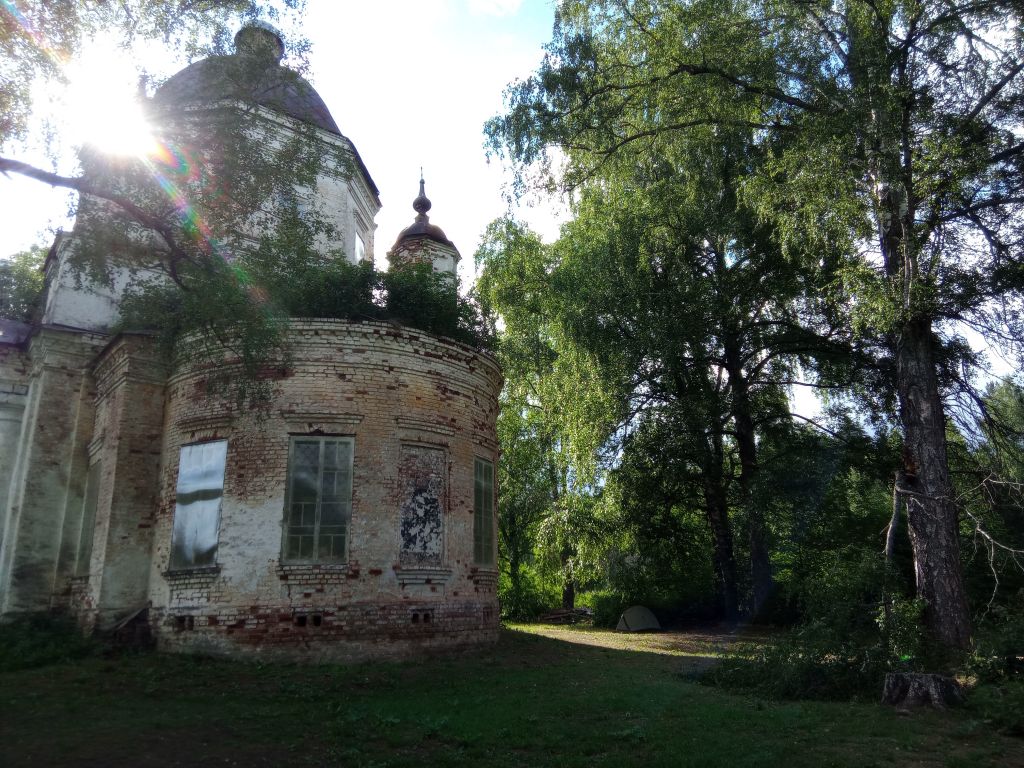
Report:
61,46,158,157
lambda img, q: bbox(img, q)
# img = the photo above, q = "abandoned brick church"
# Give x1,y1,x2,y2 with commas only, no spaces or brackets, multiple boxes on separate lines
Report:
0,24,502,661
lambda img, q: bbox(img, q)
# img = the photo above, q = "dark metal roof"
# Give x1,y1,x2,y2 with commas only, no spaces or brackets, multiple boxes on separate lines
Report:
152,56,342,136
394,219,455,248
0,319,31,346
392,178,455,249
149,24,380,201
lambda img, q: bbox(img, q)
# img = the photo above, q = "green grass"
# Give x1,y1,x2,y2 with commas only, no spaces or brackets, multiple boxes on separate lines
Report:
0,625,1021,767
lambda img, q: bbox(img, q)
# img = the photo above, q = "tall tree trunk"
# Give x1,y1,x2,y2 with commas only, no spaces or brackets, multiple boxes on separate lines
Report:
560,544,576,610
896,318,972,650
724,341,772,616
852,3,972,653
509,547,523,607
702,444,739,620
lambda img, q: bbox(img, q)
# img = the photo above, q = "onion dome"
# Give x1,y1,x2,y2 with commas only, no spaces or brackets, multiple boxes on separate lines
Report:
392,177,455,249
152,22,341,136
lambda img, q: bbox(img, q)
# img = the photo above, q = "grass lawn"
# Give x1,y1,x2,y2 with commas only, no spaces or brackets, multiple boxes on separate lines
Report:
0,624,1021,767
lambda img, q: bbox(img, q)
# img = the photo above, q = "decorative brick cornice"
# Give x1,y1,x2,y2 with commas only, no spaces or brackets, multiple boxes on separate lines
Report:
396,415,455,437
177,414,233,433
29,326,108,375
395,567,452,586
281,411,363,433
93,333,168,402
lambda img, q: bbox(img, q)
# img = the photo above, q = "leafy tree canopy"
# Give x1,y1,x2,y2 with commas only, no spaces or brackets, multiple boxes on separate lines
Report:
488,0,1024,651
0,245,45,323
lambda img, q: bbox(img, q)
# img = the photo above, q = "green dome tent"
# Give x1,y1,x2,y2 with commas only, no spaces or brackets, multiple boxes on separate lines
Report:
616,605,661,632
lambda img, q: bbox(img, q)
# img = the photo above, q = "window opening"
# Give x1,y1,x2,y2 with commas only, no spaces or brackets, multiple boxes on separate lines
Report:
170,440,227,570
283,437,353,563
473,458,495,564
355,231,366,262
75,461,102,576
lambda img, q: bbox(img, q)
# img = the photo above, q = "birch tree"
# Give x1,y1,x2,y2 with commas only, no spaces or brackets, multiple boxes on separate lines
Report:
488,0,1024,651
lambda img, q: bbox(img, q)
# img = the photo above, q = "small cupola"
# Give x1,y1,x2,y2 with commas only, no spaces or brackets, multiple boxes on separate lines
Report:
388,176,460,277
234,21,285,63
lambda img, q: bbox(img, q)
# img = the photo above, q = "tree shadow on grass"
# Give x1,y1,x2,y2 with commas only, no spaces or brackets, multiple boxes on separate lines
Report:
1,626,1022,768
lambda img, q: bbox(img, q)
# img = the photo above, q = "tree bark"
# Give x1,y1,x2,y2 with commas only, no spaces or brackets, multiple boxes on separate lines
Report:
723,339,772,616
895,318,972,650
560,545,575,610
850,1,973,653
702,463,740,620
509,547,523,605
681,381,741,621
885,471,903,563
882,672,964,709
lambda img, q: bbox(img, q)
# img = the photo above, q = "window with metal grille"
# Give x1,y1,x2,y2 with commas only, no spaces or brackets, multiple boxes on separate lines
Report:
473,457,494,565
283,437,353,563
170,440,228,570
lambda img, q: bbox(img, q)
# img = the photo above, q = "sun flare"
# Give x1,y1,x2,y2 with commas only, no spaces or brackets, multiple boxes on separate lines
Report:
62,46,158,157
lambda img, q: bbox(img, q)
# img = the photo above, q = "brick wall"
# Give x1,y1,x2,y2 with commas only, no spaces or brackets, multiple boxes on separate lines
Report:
0,329,105,616
148,320,502,661
388,236,460,276
0,343,31,573
78,333,168,629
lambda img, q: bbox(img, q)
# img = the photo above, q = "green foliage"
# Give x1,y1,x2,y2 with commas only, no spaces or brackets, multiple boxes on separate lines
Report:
476,219,614,611
0,245,46,323
599,425,721,622
710,551,925,700
967,590,1024,735
118,259,284,407
969,594,1024,683
498,567,559,621
756,423,902,617
381,264,489,348
495,406,559,617
490,0,1024,651
119,228,491,408
968,680,1024,736
0,614,97,672
583,591,628,628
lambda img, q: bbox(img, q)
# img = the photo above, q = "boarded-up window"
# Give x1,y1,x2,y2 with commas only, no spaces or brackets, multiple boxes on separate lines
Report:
474,458,494,565
283,437,353,563
170,440,227,570
399,445,445,567
75,461,101,577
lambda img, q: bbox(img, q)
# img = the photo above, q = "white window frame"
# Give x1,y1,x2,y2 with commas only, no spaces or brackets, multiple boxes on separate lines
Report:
282,436,355,564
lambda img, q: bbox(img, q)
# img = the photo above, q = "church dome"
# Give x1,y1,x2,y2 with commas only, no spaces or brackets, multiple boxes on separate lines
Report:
152,23,341,135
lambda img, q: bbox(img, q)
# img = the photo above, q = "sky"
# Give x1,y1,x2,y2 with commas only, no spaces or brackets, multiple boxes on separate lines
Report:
0,0,564,288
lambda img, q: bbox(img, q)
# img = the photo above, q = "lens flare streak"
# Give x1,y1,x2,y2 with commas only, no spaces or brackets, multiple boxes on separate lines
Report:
144,141,265,299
